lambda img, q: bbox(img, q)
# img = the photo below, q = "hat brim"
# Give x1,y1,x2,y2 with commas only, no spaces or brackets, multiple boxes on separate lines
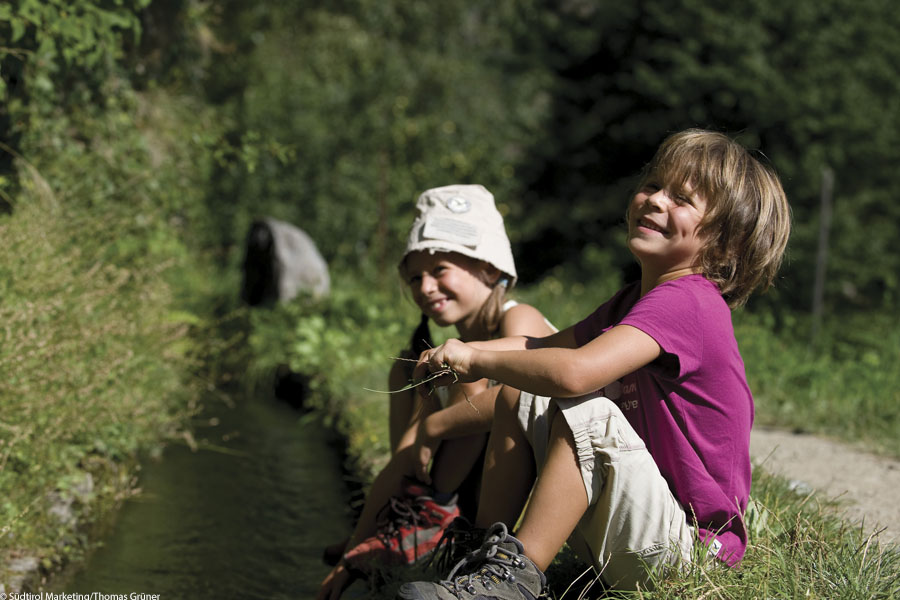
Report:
401,241,518,288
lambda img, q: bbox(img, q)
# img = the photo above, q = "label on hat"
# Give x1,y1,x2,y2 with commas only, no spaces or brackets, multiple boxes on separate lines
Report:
422,217,480,248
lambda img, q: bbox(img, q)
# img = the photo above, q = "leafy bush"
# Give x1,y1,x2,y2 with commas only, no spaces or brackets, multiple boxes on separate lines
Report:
201,2,553,276
245,274,417,478
0,0,149,101
0,68,224,573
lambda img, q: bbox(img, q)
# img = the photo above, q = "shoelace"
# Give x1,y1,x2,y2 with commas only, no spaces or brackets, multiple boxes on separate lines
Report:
440,524,528,596
374,495,425,544
425,517,484,574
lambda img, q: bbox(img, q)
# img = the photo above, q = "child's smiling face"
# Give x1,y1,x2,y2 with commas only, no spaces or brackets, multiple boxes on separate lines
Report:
627,181,708,278
403,251,494,330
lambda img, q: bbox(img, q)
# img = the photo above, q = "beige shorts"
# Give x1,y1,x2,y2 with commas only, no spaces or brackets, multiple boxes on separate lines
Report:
517,391,696,590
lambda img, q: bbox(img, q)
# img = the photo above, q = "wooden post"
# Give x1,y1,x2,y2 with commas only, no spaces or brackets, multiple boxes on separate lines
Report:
811,166,834,345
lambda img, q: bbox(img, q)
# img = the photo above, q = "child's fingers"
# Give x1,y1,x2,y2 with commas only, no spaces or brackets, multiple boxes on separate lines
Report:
415,459,432,485
413,347,437,379
316,565,350,600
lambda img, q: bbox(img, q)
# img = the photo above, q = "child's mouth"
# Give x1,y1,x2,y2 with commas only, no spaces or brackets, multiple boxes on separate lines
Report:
426,298,448,312
638,218,667,235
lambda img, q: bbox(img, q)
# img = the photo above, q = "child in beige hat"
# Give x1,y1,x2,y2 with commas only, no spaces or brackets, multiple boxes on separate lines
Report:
317,185,555,600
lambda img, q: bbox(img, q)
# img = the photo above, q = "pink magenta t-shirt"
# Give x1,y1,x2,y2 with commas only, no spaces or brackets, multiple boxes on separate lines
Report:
573,274,752,565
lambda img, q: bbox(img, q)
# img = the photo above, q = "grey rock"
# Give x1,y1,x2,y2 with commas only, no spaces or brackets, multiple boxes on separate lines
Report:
241,217,330,306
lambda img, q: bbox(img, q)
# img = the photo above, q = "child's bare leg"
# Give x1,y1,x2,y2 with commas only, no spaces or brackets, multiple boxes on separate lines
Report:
345,451,410,548
429,432,488,495
388,361,415,453
514,408,588,570
475,385,536,528
389,395,414,454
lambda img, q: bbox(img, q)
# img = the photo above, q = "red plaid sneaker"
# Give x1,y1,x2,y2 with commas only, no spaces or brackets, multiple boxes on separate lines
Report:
343,487,461,573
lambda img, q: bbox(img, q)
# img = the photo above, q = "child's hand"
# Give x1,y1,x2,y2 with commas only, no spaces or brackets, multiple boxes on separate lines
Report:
393,422,439,485
415,339,479,385
316,562,353,600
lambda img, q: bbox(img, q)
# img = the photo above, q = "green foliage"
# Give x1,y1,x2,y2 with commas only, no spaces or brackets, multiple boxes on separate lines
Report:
634,468,900,599
532,470,900,599
0,60,226,570
0,173,183,557
202,1,552,278
736,310,900,457
0,0,149,121
245,273,417,477
193,0,900,319
510,0,900,315
512,242,625,329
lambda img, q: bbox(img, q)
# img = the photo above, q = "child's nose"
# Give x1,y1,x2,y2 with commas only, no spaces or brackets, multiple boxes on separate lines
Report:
418,273,438,294
646,189,671,210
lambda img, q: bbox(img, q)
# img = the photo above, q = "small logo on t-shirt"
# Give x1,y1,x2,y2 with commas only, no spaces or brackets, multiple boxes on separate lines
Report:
607,379,638,412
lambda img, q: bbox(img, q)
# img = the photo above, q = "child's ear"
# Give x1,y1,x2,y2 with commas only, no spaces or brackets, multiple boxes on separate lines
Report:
485,264,502,285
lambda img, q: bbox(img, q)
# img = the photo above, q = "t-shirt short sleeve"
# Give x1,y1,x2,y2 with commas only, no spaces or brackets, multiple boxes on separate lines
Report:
618,280,710,378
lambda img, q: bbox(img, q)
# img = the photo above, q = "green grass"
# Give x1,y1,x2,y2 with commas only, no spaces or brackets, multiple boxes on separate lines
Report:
3,52,896,599
246,268,900,599
0,85,225,578
736,310,900,458
244,274,419,482
637,469,900,600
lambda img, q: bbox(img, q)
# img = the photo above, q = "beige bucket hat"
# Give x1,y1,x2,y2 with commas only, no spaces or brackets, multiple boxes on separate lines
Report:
402,184,518,287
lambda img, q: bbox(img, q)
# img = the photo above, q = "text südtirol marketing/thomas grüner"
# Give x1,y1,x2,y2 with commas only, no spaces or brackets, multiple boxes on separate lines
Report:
2,593,161,600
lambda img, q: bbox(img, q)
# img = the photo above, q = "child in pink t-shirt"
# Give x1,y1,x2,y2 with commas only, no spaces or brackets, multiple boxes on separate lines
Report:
399,129,792,598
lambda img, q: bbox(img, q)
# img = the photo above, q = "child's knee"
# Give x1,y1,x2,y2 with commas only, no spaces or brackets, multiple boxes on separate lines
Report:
496,384,520,415
549,407,577,452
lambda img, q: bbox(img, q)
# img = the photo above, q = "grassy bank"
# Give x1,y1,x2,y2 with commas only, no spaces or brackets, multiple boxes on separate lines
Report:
0,85,226,588
245,267,899,598
2,3,897,597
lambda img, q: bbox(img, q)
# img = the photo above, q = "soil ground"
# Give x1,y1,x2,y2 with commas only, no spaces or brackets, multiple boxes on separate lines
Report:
750,427,900,545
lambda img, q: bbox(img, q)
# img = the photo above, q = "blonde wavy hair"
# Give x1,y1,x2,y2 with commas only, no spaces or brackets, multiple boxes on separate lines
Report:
634,129,792,307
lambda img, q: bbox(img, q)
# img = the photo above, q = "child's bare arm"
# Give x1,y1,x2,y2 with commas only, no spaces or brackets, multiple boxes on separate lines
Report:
388,360,418,452
420,383,498,440
423,324,662,398
455,323,579,353
407,384,500,484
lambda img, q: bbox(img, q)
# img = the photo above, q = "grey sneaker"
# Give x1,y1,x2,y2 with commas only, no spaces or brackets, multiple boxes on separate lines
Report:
397,522,547,599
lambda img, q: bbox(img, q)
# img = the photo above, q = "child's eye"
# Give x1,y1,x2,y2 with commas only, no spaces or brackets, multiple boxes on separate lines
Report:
407,274,422,286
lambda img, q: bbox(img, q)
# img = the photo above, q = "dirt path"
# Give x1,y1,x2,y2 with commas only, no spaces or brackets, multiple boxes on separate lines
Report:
750,427,900,545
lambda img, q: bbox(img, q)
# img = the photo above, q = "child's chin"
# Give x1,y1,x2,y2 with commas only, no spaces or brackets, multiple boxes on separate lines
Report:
430,315,453,327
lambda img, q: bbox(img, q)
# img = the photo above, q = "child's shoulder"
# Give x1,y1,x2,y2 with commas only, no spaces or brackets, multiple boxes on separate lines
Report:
646,275,726,312
628,275,732,337
499,300,556,337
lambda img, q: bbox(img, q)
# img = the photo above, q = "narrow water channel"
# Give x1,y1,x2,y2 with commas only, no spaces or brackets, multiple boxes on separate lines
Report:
50,393,353,598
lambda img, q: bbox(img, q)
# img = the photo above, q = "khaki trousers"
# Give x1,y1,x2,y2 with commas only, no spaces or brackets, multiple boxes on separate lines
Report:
518,392,696,590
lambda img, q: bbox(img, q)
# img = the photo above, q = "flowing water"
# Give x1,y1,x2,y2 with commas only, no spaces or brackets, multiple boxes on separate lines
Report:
50,393,354,599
